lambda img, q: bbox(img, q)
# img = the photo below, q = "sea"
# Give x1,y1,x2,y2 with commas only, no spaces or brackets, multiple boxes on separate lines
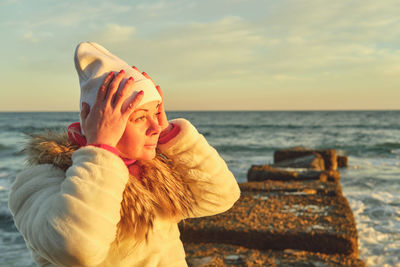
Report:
0,111,399,267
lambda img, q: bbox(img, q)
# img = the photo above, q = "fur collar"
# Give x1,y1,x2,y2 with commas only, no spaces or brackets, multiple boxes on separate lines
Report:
24,131,196,242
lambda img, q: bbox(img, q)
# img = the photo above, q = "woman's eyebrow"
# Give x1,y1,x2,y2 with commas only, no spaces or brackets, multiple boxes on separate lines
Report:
134,104,159,112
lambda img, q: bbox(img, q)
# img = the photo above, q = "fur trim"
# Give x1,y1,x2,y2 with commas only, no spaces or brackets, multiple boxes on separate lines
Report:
24,131,79,172
23,132,196,243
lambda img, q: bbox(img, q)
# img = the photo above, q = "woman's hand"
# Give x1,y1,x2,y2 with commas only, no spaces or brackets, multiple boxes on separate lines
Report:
80,70,144,147
154,85,173,137
133,66,173,136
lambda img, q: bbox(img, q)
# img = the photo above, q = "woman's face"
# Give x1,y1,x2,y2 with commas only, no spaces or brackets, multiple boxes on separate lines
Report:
116,100,161,160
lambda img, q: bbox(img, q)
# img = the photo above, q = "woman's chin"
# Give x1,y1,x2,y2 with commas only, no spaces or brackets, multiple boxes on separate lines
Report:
119,147,157,161
139,150,157,161
141,156,156,161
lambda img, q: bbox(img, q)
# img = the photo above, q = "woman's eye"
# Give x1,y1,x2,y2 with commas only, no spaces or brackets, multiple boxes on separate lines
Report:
135,116,146,122
155,112,161,116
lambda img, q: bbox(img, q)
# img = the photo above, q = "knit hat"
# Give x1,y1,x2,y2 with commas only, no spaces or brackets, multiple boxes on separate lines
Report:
74,42,161,112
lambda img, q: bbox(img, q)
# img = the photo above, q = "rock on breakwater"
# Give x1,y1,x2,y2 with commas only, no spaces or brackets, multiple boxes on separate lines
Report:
180,147,363,266
184,243,365,267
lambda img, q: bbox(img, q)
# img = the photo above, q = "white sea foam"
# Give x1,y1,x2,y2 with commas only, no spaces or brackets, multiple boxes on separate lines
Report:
344,182,400,266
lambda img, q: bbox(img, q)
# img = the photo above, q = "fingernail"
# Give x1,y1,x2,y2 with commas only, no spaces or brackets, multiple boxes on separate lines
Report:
142,72,147,76
120,69,125,74
139,90,144,94
128,77,134,81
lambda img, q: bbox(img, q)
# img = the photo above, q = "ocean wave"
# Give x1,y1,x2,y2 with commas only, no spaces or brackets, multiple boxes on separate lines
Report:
199,124,314,129
345,190,400,266
368,143,400,156
0,208,17,232
212,142,400,158
198,123,400,131
375,142,400,149
0,143,14,151
214,144,276,153
0,144,10,151
2,125,67,133
329,143,400,157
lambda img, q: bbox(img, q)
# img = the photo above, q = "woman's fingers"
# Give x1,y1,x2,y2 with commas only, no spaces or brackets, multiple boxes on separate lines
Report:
105,69,125,104
114,76,134,108
80,102,90,121
142,72,155,86
96,72,114,104
136,68,156,87
155,85,163,100
156,85,165,112
124,90,144,114
155,85,169,130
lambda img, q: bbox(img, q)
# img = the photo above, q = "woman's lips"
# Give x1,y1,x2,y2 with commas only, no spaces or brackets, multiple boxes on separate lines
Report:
144,144,157,149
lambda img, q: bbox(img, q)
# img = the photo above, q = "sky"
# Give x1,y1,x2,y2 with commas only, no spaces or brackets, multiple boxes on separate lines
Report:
0,0,399,111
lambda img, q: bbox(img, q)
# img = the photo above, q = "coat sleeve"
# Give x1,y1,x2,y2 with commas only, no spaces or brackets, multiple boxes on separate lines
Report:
157,118,241,218
8,146,129,267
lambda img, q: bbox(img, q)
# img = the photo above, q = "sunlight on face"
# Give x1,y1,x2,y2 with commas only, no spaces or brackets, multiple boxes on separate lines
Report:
116,101,161,160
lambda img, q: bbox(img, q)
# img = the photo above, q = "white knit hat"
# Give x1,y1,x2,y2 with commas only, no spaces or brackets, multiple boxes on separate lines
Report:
74,42,161,112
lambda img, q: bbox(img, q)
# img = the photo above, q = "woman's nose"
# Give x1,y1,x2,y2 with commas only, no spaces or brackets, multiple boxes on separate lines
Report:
146,117,161,135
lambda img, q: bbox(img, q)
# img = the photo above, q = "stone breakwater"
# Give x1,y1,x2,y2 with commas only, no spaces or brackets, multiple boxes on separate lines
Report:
179,147,365,267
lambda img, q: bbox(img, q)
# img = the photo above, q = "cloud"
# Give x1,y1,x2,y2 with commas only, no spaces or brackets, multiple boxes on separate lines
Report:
0,0,18,6
248,0,400,79
12,1,133,28
101,5,399,96
123,16,268,78
22,31,38,43
92,24,136,44
136,1,167,11
135,0,196,17
262,0,400,46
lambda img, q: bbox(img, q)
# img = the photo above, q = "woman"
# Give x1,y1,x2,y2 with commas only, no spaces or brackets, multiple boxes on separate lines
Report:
8,42,240,266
